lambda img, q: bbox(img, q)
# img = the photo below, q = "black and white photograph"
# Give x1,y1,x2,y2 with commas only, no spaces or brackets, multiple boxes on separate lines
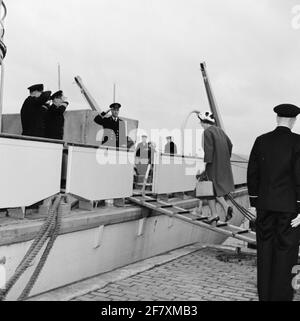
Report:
0,0,300,308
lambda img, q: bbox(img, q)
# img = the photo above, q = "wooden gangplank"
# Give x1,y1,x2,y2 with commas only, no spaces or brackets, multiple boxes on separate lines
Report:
128,194,256,245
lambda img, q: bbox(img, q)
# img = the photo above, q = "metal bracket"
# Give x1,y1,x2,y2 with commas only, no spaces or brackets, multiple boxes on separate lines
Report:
94,225,104,249
137,218,146,237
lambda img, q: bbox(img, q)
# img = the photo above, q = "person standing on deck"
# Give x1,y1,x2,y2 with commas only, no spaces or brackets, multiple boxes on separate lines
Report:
164,136,177,155
45,90,68,140
247,104,300,301
135,134,150,176
21,84,49,137
94,102,126,149
136,135,149,163
198,111,234,224
94,103,127,208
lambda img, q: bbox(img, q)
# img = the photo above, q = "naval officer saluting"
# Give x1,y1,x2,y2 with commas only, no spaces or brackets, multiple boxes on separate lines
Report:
94,102,126,149
21,84,49,137
247,103,300,301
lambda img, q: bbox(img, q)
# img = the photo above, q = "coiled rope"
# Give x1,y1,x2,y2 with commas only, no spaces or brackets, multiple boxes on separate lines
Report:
0,194,62,301
0,1,7,61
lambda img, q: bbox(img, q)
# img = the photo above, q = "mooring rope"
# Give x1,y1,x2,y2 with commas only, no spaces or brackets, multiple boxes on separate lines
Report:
0,195,62,301
16,198,59,271
227,193,256,222
0,1,7,61
17,200,62,301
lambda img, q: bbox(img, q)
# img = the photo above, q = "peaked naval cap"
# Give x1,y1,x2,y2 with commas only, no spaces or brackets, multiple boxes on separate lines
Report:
273,104,300,118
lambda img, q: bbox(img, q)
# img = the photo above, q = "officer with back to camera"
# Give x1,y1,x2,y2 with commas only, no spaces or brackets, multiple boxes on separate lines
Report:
247,103,300,301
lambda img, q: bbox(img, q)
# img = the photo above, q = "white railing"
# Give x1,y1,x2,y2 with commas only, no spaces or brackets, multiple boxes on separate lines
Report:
66,144,134,201
0,135,63,209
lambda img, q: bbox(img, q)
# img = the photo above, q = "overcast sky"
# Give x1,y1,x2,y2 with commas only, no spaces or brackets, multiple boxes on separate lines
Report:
2,0,300,155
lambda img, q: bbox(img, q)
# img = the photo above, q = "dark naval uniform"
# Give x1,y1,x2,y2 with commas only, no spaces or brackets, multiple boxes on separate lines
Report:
45,90,68,140
94,103,126,148
164,141,177,155
45,104,67,140
21,88,51,138
247,104,300,301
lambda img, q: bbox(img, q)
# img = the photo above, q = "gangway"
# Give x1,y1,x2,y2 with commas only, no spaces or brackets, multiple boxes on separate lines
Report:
128,194,256,245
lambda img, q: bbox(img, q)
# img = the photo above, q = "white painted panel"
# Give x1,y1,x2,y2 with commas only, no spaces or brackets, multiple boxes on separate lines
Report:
231,162,248,185
66,146,134,200
152,154,205,194
0,138,63,208
152,153,248,194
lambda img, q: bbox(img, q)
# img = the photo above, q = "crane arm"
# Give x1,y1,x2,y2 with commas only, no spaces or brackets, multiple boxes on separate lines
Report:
200,62,225,131
74,76,101,112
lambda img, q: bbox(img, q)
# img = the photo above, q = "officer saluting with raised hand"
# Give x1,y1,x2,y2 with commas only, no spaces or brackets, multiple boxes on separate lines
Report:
247,103,300,301
21,84,50,137
45,90,69,140
94,102,126,149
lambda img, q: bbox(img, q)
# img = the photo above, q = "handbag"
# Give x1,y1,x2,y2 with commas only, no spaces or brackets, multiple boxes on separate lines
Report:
195,171,214,197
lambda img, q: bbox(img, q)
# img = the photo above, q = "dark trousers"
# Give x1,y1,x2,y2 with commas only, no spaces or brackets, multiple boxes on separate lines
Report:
256,210,300,301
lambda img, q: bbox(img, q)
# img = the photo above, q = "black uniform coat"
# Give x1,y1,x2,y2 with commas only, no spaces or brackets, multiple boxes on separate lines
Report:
45,104,66,140
247,126,300,213
203,125,234,197
247,126,300,301
94,113,126,148
164,142,177,155
21,96,48,137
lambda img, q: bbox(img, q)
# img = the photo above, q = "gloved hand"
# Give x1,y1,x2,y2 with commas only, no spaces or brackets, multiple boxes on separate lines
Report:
291,214,300,228
196,170,207,181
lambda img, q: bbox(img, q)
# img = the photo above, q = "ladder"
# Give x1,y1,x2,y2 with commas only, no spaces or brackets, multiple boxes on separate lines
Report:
128,194,256,245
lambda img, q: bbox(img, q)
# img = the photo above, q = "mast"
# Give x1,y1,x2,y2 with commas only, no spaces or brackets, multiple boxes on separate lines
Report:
113,83,116,103
200,62,225,131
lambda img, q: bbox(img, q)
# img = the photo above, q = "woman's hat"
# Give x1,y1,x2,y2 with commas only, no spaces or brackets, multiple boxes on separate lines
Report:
198,111,215,124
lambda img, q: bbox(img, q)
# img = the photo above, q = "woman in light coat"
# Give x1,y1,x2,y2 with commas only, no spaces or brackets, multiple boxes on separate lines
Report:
198,111,234,224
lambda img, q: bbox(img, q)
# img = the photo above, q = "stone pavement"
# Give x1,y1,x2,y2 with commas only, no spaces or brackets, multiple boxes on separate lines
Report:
68,246,300,302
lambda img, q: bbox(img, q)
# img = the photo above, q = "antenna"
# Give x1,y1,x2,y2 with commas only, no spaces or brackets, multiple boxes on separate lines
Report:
113,83,116,103
58,63,61,90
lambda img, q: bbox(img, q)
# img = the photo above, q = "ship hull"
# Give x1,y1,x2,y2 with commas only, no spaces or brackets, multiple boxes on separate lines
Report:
0,189,249,301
